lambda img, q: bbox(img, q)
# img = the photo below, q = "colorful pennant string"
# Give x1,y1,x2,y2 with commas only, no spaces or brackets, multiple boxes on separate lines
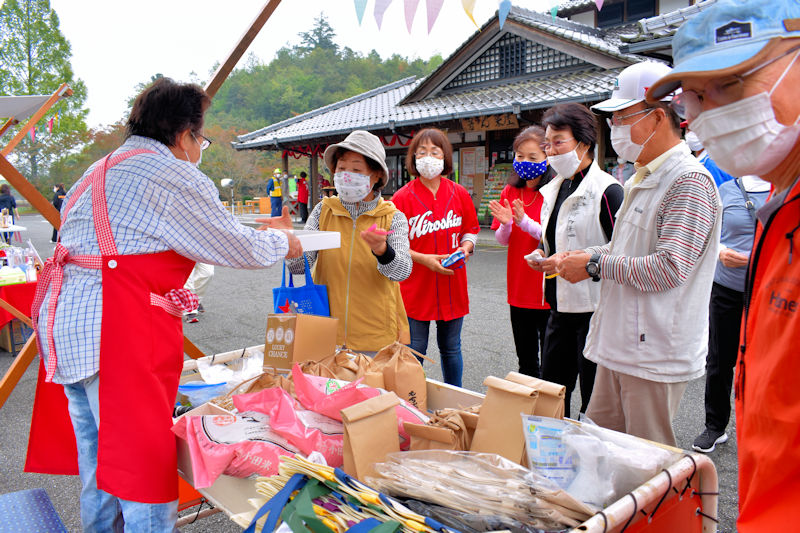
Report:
404,0,421,32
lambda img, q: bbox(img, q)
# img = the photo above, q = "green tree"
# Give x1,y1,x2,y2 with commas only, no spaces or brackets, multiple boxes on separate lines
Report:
297,13,337,54
0,0,88,183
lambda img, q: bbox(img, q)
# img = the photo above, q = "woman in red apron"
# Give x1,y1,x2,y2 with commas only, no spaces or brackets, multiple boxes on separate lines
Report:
27,78,300,532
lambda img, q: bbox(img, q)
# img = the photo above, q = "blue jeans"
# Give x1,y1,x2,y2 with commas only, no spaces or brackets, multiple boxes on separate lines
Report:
270,197,282,217
62,374,178,533
408,317,464,387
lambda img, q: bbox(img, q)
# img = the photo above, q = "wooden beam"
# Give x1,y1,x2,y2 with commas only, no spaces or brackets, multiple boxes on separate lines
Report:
183,336,207,360
0,299,33,327
0,118,18,139
204,0,283,98
0,154,61,229
0,83,72,157
0,334,37,410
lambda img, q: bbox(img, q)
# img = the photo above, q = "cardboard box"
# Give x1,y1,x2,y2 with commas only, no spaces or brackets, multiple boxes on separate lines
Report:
292,230,341,251
264,313,338,370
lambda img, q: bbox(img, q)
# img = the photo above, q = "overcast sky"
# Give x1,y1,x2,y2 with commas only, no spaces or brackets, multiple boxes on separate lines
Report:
48,0,551,129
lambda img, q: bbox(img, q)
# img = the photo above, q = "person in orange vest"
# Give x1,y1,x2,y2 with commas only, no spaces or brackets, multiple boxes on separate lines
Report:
648,1,800,530
266,167,283,217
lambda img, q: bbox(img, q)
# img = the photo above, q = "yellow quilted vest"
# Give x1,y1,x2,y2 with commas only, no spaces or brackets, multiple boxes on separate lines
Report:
314,196,409,351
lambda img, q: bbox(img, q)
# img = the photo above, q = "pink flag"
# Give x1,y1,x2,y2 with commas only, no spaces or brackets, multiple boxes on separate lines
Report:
47,117,54,133
29,128,35,144
374,0,393,29
595,0,604,10
404,0,420,32
354,0,368,25
499,0,511,29
426,0,444,33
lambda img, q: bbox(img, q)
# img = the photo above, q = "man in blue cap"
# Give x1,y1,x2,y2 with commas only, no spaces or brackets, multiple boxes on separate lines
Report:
648,1,800,530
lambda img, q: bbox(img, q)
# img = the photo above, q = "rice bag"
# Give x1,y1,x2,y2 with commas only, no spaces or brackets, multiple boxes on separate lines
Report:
172,411,298,488
291,364,428,449
233,387,344,467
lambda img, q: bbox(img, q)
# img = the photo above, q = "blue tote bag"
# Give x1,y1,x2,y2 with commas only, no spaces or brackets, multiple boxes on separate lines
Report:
272,255,330,316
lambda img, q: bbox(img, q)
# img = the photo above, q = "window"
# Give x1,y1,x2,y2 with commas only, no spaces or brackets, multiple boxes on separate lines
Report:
598,0,656,28
499,39,526,79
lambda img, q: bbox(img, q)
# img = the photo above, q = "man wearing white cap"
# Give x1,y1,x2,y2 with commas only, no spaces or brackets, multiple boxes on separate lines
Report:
557,61,722,446
647,1,800,529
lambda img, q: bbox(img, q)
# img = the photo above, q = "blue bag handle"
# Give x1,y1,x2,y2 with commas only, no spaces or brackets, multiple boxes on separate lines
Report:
280,254,314,290
345,518,383,533
244,473,306,533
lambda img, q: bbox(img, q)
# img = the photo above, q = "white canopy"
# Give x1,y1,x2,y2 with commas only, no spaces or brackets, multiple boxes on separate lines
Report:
0,95,52,121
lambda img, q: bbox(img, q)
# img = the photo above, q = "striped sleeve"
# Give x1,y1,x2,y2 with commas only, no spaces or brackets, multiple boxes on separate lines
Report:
598,172,718,292
376,210,413,282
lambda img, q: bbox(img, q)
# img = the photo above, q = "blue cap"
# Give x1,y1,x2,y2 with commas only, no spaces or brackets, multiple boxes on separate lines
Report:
648,0,800,100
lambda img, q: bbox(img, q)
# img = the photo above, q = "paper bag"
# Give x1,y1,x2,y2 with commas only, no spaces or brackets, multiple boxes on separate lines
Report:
341,392,400,479
404,423,461,451
404,408,470,451
505,371,566,419
373,341,427,411
470,376,539,464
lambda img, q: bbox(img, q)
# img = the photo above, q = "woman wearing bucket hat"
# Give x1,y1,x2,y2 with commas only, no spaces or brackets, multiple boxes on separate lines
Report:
646,1,800,529
392,128,480,387
285,130,413,353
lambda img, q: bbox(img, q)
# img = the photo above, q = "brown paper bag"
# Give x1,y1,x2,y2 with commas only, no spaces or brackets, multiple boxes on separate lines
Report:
470,376,539,464
505,371,566,419
404,422,461,451
404,408,471,450
373,341,428,411
341,392,400,480
319,349,379,382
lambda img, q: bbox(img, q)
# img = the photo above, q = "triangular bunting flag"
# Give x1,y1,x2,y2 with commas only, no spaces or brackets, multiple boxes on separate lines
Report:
404,0,420,33
47,117,54,133
499,0,511,29
29,128,35,144
374,0,393,29
462,0,478,28
550,5,558,20
354,0,368,25
595,0,604,10
426,0,444,33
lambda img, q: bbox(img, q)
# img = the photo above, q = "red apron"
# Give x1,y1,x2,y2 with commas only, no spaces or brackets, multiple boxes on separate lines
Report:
26,150,198,504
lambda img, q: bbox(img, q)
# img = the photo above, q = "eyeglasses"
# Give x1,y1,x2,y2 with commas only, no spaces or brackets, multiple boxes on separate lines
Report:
540,137,576,152
192,132,212,150
606,107,654,127
415,149,444,158
671,44,800,121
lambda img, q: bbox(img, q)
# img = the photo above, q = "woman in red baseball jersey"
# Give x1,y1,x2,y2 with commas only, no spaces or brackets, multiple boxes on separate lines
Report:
488,126,553,378
392,128,480,386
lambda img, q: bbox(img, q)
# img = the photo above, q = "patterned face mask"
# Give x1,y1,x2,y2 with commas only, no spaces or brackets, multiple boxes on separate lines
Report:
415,156,445,179
333,171,373,203
512,159,548,180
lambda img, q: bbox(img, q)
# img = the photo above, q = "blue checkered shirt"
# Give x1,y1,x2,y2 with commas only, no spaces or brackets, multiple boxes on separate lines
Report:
37,136,289,384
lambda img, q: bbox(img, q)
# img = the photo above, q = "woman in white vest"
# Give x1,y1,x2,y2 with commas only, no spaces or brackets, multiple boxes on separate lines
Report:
527,103,623,417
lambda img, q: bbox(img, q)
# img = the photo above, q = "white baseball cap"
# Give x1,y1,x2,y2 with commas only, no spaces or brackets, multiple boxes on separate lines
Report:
592,61,675,113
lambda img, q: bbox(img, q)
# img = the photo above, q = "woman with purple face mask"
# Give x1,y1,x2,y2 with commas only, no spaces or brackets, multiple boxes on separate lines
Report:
489,126,554,378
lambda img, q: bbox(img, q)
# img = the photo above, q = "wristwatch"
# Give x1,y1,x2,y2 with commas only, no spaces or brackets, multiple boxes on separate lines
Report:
585,253,601,282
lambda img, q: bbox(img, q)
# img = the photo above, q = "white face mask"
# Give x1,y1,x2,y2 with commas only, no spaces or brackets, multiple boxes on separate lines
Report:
334,171,373,203
415,156,444,179
183,150,202,168
691,50,800,177
547,145,587,178
610,109,656,163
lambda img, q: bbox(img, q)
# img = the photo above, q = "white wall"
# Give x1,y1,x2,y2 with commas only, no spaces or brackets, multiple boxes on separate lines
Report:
659,0,690,15
569,10,596,27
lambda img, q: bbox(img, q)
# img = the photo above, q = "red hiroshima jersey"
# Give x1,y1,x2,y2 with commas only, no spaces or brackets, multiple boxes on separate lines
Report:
392,177,480,321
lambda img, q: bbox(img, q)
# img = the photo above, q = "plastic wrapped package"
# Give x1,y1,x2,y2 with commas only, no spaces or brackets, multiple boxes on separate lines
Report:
522,415,681,509
366,450,595,531
291,364,428,449
233,387,344,467
401,498,564,533
172,411,299,488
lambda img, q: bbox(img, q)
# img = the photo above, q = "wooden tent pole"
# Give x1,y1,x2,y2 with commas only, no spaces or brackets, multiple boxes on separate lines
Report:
204,0,283,98
0,83,72,157
0,118,17,139
0,155,61,228
0,335,38,409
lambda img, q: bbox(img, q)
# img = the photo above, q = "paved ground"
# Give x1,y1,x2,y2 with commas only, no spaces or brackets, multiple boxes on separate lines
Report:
0,214,738,532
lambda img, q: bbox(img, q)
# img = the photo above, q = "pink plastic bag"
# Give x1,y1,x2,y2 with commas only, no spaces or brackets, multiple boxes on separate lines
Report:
173,411,298,488
233,387,344,467
291,364,428,449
